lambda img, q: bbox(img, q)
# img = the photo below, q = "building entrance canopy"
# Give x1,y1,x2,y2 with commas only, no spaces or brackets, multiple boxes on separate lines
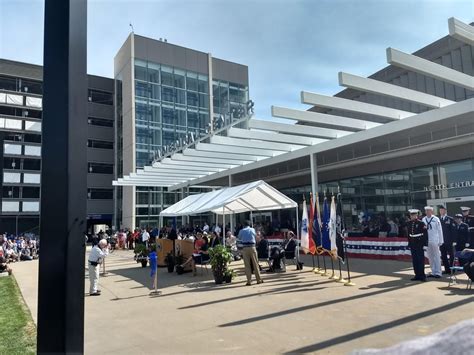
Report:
160,180,297,216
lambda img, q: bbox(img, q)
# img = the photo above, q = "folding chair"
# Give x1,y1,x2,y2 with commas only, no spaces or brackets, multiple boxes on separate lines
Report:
449,251,473,289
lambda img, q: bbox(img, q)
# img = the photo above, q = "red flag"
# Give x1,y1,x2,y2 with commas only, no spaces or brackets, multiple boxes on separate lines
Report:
308,193,317,254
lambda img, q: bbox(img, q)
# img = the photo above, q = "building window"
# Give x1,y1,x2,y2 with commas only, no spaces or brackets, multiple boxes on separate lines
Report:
88,188,113,200
3,172,21,183
87,139,113,149
22,201,40,212
23,158,41,171
0,75,18,91
2,186,20,198
2,201,20,212
24,145,41,156
88,117,114,127
88,89,113,105
88,162,113,174
24,133,42,143
21,79,43,95
24,121,42,132
4,157,20,169
23,173,41,184
22,186,40,198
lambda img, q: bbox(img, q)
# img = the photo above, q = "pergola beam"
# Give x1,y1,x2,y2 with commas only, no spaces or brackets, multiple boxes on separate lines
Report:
249,119,351,139
448,17,474,46
210,135,304,152
195,142,279,157
387,47,474,90
338,72,455,108
301,91,414,120
182,148,265,161
228,127,326,145
171,153,251,166
162,157,239,169
272,105,380,130
149,163,222,172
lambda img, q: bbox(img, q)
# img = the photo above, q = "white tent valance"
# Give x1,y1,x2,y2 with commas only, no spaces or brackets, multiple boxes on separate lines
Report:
160,180,297,216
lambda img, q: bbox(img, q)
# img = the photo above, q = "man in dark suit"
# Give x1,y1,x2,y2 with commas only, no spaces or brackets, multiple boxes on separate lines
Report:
407,209,428,282
256,232,269,259
438,205,455,274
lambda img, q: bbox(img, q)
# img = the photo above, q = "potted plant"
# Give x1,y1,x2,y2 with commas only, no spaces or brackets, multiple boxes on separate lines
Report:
133,244,148,268
209,245,233,284
224,269,236,283
175,252,185,275
165,252,175,273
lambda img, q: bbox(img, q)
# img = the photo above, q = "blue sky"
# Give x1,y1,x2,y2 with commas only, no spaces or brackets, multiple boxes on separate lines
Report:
0,0,472,119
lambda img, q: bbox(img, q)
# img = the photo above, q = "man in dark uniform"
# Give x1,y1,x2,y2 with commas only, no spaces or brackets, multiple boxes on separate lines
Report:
438,205,455,274
407,209,428,282
460,206,474,246
453,214,470,252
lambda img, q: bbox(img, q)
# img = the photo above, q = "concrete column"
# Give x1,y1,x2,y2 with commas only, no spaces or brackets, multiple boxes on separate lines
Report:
310,153,319,196
229,175,234,235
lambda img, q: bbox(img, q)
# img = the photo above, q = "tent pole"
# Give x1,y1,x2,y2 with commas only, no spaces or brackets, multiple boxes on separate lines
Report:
250,211,253,227
296,205,299,264
222,207,226,246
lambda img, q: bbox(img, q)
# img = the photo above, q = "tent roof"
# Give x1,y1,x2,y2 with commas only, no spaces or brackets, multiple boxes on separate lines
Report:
160,180,297,216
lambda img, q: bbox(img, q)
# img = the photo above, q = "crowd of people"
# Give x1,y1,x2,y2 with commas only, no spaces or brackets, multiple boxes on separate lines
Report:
0,234,39,275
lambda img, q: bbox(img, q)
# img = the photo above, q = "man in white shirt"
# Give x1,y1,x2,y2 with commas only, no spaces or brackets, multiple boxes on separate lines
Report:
203,222,209,233
422,206,444,278
214,224,222,237
88,239,109,296
141,228,150,248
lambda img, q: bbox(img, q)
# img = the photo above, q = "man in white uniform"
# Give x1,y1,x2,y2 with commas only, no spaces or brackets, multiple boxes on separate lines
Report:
422,206,444,278
88,239,109,296
141,228,150,248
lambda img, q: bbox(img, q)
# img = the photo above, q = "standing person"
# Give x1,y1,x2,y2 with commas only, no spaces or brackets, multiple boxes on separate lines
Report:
141,228,150,248
238,220,263,286
203,222,210,233
438,205,455,274
88,239,109,296
214,224,222,238
422,206,444,278
453,214,470,251
407,209,428,282
460,206,474,246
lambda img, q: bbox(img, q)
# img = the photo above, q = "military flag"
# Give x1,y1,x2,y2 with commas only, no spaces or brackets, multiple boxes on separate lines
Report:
329,196,338,258
307,194,317,254
321,197,331,251
300,198,311,253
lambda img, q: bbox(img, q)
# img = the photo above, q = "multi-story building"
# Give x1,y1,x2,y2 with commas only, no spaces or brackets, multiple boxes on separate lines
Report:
114,34,249,229
0,59,115,234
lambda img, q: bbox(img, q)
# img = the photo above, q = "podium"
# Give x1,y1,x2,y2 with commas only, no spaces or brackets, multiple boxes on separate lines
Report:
156,239,173,266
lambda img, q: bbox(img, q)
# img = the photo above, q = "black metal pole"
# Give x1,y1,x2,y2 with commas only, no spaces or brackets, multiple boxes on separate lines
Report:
329,256,335,279
322,253,327,275
343,237,355,285
37,0,87,353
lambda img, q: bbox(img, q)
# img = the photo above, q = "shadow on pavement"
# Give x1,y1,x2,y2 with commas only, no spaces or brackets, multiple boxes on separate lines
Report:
285,296,474,353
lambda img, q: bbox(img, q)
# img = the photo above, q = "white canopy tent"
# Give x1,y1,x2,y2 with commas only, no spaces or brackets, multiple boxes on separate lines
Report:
160,180,299,245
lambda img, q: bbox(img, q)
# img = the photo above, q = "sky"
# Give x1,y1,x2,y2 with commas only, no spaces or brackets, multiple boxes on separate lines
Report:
0,0,472,120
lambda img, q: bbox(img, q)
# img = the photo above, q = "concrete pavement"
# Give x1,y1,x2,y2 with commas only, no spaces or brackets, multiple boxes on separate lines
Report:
11,250,473,354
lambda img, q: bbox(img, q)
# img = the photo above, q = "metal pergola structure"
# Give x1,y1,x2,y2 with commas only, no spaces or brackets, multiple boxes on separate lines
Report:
113,17,473,195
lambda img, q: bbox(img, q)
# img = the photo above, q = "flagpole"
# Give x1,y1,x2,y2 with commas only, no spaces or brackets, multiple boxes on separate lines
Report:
321,252,328,276
150,230,161,295
336,258,347,283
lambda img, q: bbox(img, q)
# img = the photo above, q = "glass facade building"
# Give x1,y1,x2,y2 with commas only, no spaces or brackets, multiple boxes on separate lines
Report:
114,34,249,229
280,159,474,232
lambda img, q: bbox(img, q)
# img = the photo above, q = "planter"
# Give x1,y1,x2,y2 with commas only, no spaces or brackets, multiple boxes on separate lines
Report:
176,265,184,275
167,264,175,273
140,259,148,268
224,274,232,283
213,273,224,284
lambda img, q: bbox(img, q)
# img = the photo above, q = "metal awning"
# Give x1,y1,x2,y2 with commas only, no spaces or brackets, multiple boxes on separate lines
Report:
113,17,473,191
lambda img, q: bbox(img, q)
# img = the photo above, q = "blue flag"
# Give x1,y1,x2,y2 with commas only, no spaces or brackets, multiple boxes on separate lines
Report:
312,198,322,248
321,197,331,250
149,251,157,277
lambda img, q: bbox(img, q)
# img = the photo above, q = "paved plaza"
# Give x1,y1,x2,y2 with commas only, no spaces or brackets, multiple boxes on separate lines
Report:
13,251,473,354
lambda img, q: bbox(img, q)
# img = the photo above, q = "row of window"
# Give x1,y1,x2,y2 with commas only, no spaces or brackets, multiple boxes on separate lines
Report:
0,93,42,108
88,89,113,106
134,61,209,94
87,139,113,150
4,157,40,171
3,186,40,198
4,132,41,144
0,105,42,119
3,172,40,184
88,188,113,200
88,162,113,174
0,118,42,133
4,143,41,157
0,75,43,95
135,82,209,109
88,117,113,127
2,201,39,213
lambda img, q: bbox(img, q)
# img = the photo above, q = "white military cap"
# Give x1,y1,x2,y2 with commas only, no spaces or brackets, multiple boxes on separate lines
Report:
460,206,471,212
408,209,420,214
424,206,434,211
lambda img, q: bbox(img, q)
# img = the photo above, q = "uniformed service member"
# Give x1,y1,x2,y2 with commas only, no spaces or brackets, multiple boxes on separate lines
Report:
460,206,474,246
407,209,428,282
438,205,455,274
454,214,470,252
422,206,444,278
88,239,109,296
